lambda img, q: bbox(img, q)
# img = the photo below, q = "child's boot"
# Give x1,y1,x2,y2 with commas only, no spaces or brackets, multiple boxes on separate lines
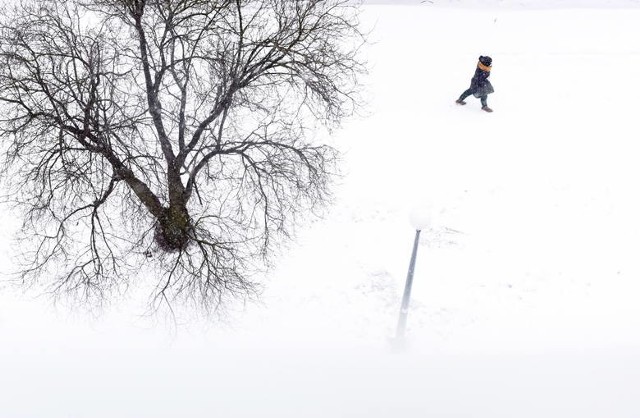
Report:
482,106,493,113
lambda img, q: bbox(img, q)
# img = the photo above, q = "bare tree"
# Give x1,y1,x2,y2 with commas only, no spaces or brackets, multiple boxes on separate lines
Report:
0,0,365,312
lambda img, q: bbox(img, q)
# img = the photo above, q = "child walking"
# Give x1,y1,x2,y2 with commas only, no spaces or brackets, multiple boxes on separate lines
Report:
456,55,494,112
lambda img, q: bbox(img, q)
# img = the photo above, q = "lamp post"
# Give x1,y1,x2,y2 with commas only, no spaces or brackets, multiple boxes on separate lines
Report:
395,228,421,342
395,205,432,345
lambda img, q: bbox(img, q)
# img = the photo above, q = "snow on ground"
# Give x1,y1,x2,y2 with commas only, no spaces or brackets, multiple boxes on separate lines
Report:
2,2,640,417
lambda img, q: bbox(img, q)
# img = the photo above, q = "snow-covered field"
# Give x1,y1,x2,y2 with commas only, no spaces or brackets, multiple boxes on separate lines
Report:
2,2,640,417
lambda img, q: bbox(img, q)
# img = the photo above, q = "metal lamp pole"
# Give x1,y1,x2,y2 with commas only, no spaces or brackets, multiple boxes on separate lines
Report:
395,228,422,342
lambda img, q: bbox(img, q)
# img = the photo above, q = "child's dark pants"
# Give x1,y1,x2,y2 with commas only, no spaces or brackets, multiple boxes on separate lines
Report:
459,88,488,107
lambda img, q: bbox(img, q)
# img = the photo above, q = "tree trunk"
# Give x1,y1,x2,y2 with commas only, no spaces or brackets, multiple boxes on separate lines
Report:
155,203,192,252
154,161,192,251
